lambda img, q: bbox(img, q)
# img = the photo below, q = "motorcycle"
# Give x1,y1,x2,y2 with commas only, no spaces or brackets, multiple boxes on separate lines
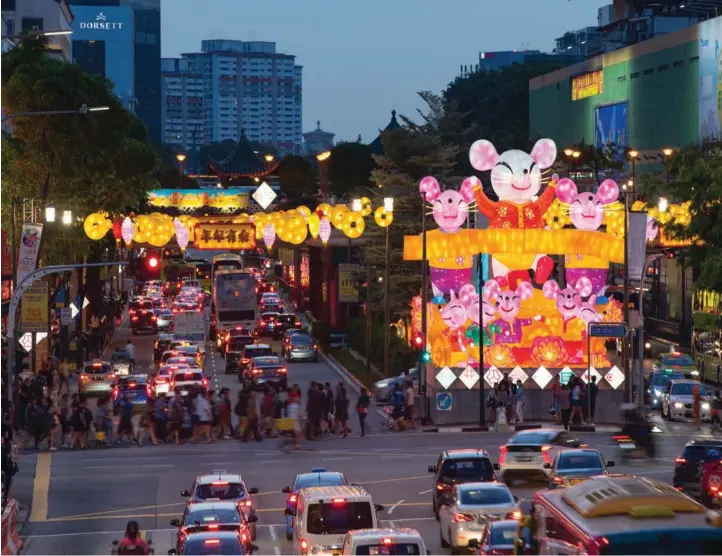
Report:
702,486,722,509
111,537,154,555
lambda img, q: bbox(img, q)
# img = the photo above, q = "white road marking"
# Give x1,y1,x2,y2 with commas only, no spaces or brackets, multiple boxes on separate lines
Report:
321,457,353,462
373,448,402,452
25,528,176,539
274,547,281,555
381,455,414,459
388,500,404,515
269,525,277,541
141,464,174,468
386,520,396,529
417,489,433,495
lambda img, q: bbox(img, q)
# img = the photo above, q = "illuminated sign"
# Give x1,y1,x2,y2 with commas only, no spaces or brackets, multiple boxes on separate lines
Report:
79,12,125,30
658,228,693,248
572,70,603,101
193,224,256,250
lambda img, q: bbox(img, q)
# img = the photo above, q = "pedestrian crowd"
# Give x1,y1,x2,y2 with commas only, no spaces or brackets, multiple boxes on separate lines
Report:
486,373,527,426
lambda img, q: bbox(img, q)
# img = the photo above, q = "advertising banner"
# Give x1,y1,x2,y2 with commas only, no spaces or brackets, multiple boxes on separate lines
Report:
572,70,603,101
1,232,12,277
338,263,359,303
21,283,49,333
194,224,256,250
595,101,628,160
627,211,649,282
699,17,722,141
16,223,43,287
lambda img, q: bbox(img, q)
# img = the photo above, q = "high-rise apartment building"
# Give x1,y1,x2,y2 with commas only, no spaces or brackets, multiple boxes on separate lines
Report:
163,39,303,154
160,57,203,151
1,0,74,60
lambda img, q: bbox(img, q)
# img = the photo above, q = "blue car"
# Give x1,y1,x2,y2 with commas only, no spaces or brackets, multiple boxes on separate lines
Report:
112,375,151,414
280,468,348,541
647,369,684,409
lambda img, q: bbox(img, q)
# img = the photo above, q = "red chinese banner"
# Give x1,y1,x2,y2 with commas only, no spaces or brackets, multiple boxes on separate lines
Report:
193,223,256,250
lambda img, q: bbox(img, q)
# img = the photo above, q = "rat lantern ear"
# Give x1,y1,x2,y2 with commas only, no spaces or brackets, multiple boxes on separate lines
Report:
542,280,561,300
530,138,557,169
515,281,534,301
555,178,579,204
469,140,499,171
459,177,479,203
419,176,441,202
597,179,619,204
482,279,501,302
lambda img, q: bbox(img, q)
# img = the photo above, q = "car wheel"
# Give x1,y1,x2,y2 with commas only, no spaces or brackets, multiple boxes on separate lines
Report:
439,528,449,549
451,547,460,555
433,499,439,520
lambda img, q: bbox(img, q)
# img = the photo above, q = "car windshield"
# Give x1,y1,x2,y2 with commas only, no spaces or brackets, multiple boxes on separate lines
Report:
355,544,421,555
111,351,129,361
157,367,176,377
652,373,683,386
683,444,722,460
186,508,241,526
489,523,518,546
439,458,494,481
671,383,702,396
254,357,282,367
291,335,313,345
183,537,242,555
295,475,345,489
306,501,373,535
195,483,246,500
662,355,695,367
509,432,554,445
557,454,603,470
84,364,112,375
459,487,513,506
245,347,273,358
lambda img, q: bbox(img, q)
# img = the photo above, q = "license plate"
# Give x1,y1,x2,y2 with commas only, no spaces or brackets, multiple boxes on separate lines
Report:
570,479,584,485
93,376,105,381
517,456,532,462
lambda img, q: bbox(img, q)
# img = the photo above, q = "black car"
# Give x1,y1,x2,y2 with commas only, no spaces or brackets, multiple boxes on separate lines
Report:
247,356,287,390
255,312,281,337
131,309,157,335
428,449,499,519
274,314,300,337
238,344,274,381
154,334,175,363
260,303,282,315
647,369,685,408
221,327,253,355
673,439,722,496
169,530,256,555
225,351,243,374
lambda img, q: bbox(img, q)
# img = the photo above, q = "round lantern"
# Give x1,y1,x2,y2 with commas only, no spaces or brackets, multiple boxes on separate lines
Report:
174,218,189,251
296,205,311,219
360,197,373,217
121,216,134,246
331,205,349,229
342,212,365,239
84,213,112,241
319,217,332,245
316,203,332,218
374,206,393,228
307,213,320,239
263,223,276,250
112,218,123,244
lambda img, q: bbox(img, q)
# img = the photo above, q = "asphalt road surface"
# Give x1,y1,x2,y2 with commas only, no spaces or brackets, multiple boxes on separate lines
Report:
16,312,721,555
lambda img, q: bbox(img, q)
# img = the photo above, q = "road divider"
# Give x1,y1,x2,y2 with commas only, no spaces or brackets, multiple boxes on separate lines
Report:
2,500,24,555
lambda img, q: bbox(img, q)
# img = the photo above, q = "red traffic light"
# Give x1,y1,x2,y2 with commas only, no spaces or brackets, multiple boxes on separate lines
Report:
147,256,159,269
413,334,424,348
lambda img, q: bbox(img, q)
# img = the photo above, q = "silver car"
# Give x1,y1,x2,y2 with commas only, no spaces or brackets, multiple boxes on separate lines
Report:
661,379,712,421
79,361,116,395
438,483,520,552
374,368,418,402
154,308,174,331
284,334,317,362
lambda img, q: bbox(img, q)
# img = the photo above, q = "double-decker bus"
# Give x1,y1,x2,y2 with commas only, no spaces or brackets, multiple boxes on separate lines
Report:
211,254,243,285
213,269,257,336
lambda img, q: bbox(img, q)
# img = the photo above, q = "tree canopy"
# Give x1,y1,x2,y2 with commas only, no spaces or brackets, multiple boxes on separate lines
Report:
328,142,375,196
276,154,317,198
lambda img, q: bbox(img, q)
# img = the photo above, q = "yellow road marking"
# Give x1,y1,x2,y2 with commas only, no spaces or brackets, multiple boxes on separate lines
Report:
30,453,51,522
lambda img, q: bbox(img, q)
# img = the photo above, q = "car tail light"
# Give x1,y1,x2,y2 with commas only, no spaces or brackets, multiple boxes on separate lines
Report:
204,539,220,545
453,513,473,522
245,499,252,507
279,367,287,374
252,369,261,374
542,445,552,465
675,457,686,464
288,494,298,504
129,382,136,388
313,344,317,350
435,483,451,491
211,481,228,486
506,510,523,520
332,498,346,505
382,538,392,545
202,378,208,387
241,531,248,543
81,374,89,383
156,377,166,383
147,385,153,397
112,388,118,400
131,317,138,322
151,316,157,321
300,539,308,554
552,476,564,485
499,446,507,465
170,381,175,389
207,524,219,530
295,322,302,328
260,320,266,326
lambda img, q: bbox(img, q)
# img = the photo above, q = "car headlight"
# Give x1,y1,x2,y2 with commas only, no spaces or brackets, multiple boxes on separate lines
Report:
674,402,684,409
375,380,391,388
645,342,651,349
702,402,711,410
691,370,700,376
654,390,661,399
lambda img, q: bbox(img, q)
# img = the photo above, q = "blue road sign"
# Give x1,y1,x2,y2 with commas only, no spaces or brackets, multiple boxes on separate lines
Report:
589,322,628,338
436,392,452,411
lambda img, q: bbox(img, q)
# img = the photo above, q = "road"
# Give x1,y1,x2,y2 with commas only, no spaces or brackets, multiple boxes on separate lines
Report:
16,311,721,554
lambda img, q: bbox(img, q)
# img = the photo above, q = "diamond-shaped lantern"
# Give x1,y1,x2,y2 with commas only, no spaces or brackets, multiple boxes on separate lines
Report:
121,216,133,247
435,366,457,390
532,366,553,389
605,365,625,390
319,217,332,245
459,366,480,389
174,218,189,252
252,181,277,210
508,366,529,385
580,366,603,385
483,366,504,388
263,223,276,250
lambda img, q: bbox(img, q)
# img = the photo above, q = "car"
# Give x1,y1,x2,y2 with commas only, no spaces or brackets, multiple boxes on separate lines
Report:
238,344,274,375
673,439,722,496
661,379,712,421
653,352,699,379
438,482,521,552
284,333,318,362
148,296,165,309
167,356,201,370
545,448,614,489
175,345,203,366
112,376,152,413
470,519,519,555
182,279,201,289
221,327,253,355
275,313,301,334
428,449,499,520
180,471,259,539
224,334,253,367
129,299,152,316
225,351,243,375
260,292,280,305
256,282,276,299
79,360,116,395
374,368,418,403
260,303,282,314
246,356,287,389
498,429,584,485
169,501,257,554
281,328,305,346
154,308,174,331
168,530,256,555
646,369,685,409
131,309,158,334
280,467,348,541
153,364,187,396
255,312,281,337
154,334,175,363
110,349,132,375
170,369,208,396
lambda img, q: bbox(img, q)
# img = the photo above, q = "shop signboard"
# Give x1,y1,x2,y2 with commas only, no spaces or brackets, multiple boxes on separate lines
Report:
21,283,49,333
594,101,628,160
193,224,256,250
338,264,359,303
572,69,603,101
16,224,43,287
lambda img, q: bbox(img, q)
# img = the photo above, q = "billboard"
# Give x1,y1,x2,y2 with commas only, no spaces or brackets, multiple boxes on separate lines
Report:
21,283,49,333
572,70,603,101
595,101,628,160
338,264,359,303
699,17,722,142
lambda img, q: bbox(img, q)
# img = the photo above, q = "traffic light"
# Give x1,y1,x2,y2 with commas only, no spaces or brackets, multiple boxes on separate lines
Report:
147,255,159,269
419,350,431,363
413,333,424,349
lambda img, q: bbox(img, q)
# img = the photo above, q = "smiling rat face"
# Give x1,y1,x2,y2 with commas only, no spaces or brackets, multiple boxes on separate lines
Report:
421,177,476,234
556,178,619,231
543,277,594,321
441,291,468,329
493,282,533,324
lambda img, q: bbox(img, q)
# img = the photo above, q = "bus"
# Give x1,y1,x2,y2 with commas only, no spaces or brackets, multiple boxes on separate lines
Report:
211,254,243,285
213,269,257,336
186,258,212,291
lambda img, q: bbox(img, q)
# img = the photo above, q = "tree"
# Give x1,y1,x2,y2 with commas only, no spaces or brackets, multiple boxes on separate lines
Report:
156,167,198,189
640,143,722,293
328,142,375,196
276,154,317,198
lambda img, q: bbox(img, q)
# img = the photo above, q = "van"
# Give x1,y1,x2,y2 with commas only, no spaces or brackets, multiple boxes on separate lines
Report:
290,485,384,556
342,528,427,555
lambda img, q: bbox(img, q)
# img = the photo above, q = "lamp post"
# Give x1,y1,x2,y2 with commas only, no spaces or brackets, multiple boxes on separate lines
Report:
622,177,635,402
383,197,394,377
2,104,110,124
317,151,331,201
564,148,573,174
662,148,673,184
176,153,186,187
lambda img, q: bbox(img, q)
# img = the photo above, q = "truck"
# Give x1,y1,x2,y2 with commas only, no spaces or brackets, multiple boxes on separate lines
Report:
173,311,207,343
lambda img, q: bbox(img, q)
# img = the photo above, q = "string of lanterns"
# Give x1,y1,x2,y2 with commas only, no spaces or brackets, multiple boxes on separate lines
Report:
83,196,394,248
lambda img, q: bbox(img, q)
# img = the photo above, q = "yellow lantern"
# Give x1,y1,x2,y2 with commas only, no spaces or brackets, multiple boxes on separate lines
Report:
374,206,393,228
288,226,308,245
360,197,373,217
342,212,365,239
331,204,349,229
296,205,311,219
83,212,112,240
308,213,320,239
316,203,331,217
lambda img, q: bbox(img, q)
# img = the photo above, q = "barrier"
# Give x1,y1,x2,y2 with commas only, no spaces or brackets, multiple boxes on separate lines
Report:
1,499,23,555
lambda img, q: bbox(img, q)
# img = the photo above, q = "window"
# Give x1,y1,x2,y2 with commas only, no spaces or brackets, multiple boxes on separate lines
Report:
630,72,640,79
21,17,42,31
643,68,654,75
73,40,106,78
673,60,685,68
2,0,16,10
658,64,669,71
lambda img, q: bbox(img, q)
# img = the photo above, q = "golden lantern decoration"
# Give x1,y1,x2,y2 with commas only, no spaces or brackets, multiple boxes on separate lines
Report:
331,204,349,229
316,203,332,218
296,205,312,219
307,213,321,239
374,206,393,228
83,212,112,241
359,196,373,217
484,344,516,369
342,211,365,239
530,336,568,368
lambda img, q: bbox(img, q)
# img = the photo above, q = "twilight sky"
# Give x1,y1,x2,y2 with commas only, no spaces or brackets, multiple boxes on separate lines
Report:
162,0,605,143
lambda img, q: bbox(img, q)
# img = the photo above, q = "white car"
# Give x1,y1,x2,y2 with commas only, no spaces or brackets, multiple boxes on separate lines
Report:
169,369,207,396
661,379,712,422
498,429,585,484
153,364,188,395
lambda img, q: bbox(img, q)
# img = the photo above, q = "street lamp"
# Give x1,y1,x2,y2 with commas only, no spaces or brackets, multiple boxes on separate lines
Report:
317,151,332,200
264,154,275,162
351,198,362,212
662,148,674,183
176,153,186,187
2,104,110,123
658,197,669,214
383,196,394,377
45,207,56,223
62,210,72,226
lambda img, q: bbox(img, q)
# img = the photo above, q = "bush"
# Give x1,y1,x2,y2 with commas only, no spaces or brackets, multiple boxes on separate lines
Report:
347,317,415,377
311,320,330,352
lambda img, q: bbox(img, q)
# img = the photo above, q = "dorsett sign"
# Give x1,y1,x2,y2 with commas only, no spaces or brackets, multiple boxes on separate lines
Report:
79,12,124,30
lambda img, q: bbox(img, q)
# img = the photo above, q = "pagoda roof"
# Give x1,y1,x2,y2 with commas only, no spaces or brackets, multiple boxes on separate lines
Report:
208,133,279,178
368,110,401,155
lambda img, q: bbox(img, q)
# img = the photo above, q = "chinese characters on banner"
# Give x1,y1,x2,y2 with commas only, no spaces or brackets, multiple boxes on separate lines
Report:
338,263,359,303
21,283,49,333
571,70,603,101
193,224,256,250
17,223,43,287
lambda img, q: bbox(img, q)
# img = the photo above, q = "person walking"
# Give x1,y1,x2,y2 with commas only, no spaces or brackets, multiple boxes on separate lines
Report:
71,398,91,449
587,376,599,425
168,393,184,445
94,397,114,446
551,375,562,425
192,389,214,444
334,383,349,438
391,382,405,431
125,340,136,373
116,394,135,443
262,386,276,438
154,395,168,442
693,383,702,431
556,384,572,430
404,380,416,429
218,388,232,439
324,382,334,434
235,388,249,437
26,397,45,451
356,387,370,437
569,377,584,425
486,385,498,425
514,379,525,424
242,389,262,442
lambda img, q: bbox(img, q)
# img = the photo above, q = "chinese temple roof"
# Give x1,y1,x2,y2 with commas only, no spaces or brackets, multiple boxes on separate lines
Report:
368,110,401,155
208,133,280,178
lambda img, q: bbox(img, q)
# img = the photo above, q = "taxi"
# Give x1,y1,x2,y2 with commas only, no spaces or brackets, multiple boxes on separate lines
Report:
169,501,257,554
153,364,188,396
79,360,116,395
112,375,152,413
110,349,131,375
546,448,614,489
180,471,259,540
653,352,699,379
281,468,348,540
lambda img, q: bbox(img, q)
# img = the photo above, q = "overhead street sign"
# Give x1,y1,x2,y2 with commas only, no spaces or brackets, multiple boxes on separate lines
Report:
589,322,628,338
